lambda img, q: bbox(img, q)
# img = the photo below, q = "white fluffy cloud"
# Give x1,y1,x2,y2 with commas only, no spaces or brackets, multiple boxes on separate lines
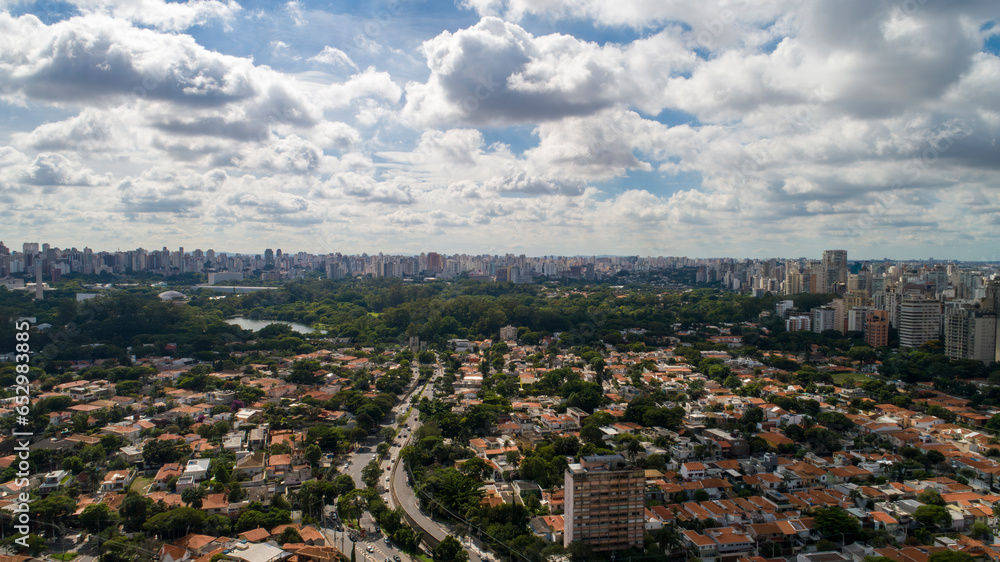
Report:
67,0,241,31
402,17,695,126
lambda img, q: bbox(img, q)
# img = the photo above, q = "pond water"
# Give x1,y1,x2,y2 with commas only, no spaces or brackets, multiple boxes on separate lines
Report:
226,316,319,334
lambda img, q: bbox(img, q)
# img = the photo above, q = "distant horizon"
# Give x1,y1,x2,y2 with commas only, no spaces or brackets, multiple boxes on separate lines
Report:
4,239,1000,266
2,2,998,260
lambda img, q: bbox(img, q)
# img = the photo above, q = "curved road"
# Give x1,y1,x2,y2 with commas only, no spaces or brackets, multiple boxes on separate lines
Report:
388,366,488,562
324,361,487,561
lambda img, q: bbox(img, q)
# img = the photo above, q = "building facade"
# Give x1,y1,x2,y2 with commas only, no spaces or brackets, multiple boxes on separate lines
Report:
564,455,644,552
898,298,941,348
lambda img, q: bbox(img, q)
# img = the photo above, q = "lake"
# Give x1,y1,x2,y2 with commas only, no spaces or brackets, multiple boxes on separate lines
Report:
226,316,321,334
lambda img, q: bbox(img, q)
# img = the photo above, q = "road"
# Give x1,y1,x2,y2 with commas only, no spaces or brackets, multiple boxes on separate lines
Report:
322,362,442,562
324,361,491,562
387,366,488,562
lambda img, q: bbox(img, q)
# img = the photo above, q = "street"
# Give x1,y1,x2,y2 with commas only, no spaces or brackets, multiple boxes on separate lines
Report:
322,362,441,561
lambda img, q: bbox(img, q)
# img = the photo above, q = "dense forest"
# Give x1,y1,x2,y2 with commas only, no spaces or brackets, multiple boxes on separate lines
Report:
4,277,997,401
2,277,789,356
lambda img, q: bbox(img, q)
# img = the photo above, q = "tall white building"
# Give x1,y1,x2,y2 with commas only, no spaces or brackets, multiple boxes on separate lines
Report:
899,298,941,348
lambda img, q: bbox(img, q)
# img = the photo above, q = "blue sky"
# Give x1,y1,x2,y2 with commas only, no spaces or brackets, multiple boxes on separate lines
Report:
1,0,999,260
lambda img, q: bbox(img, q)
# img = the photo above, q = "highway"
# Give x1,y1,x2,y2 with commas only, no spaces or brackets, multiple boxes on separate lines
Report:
323,360,485,562
387,365,488,562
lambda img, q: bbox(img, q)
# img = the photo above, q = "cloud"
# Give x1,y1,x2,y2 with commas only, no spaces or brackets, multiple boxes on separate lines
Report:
310,46,357,70
270,40,300,60
317,67,402,109
67,0,241,31
11,108,132,152
402,17,694,126
18,153,111,186
2,2,1000,258
0,13,323,145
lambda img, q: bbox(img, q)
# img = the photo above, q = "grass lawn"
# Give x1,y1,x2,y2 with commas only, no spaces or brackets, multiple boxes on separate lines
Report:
832,372,876,385
130,476,153,494
50,553,78,561
416,555,433,562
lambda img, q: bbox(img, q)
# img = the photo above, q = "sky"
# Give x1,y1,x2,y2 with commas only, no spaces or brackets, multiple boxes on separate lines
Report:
1,0,999,261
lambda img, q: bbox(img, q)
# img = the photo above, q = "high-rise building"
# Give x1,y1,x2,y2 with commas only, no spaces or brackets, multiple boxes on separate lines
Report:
944,305,996,364
865,310,890,347
564,455,644,552
812,306,836,333
34,256,43,300
426,252,444,273
899,297,941,348
848,306,873,333
985,282,1000,363
821,250,848,294
786,315,812,332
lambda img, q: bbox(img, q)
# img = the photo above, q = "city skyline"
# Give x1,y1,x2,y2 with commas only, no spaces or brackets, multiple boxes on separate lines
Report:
2,2,1000,259
5,239,1000,264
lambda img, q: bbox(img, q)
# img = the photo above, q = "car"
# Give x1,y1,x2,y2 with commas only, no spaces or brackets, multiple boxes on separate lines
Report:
394,556,401,561
367,546,374,553
386,558,392,562
385,466,391,471
384,538,391,545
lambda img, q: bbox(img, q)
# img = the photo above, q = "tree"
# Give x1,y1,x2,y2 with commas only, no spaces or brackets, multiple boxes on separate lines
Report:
276,527,304,544
971,521,992,541
303,443,323,468
913,505,951,530
144,507,207,539
816,539,837,551
393,525,420,552
423,467,484,516
916,488,945,506
236,510,268,533
80,503,119,534
362,459,382,489
433,536,469,562
928,552,974,562
182,486,207,508
118,493,154,531
813,506,862,538
143,438,190,465
334,473,356,496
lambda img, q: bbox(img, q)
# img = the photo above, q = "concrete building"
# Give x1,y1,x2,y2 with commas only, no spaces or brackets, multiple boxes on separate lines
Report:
865,310,890,348
564,455,644,552
944,305,997,364
821,250,848,294
899,297,941,348
812,306,836,334
500,325,518,342
786,315,812,332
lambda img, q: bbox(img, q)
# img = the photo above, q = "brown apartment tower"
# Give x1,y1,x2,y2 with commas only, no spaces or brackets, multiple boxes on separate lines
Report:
563,455,644,552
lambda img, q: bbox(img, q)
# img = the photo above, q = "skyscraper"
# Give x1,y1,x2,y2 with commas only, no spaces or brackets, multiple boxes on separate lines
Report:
821,250,848,294
34,256,43,300
899,297,941,348
564,455,644,552
944,305,996,364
